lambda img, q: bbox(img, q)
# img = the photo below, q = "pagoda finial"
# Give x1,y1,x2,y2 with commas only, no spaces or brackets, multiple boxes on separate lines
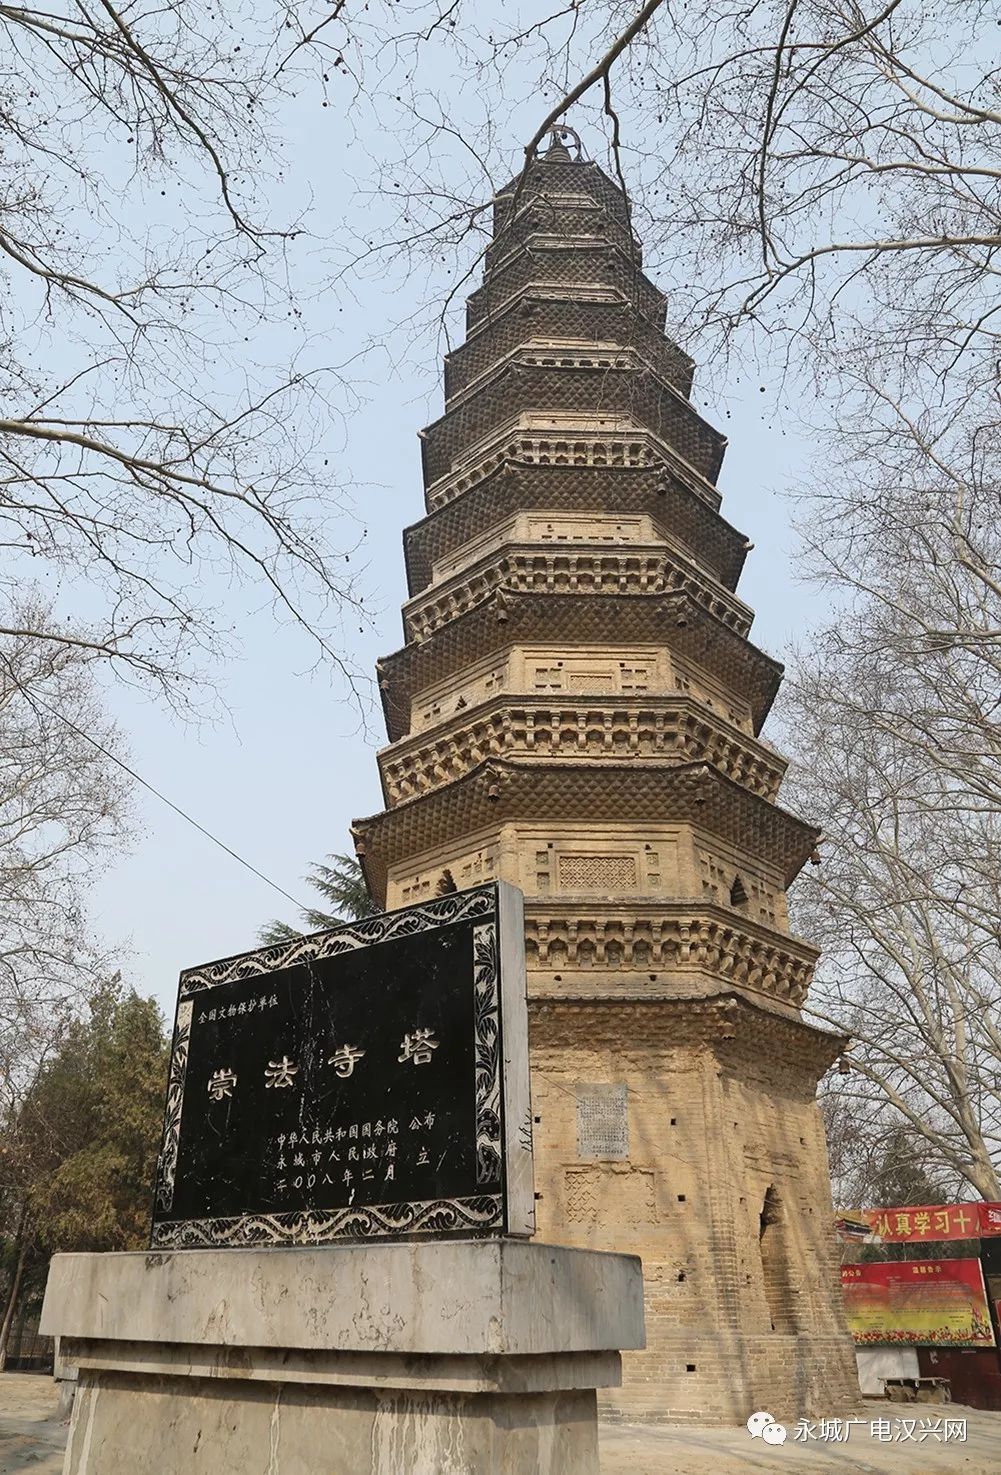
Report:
539,125,583,163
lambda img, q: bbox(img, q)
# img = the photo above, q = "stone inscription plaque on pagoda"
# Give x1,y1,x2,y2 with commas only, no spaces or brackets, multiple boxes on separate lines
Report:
151,883,533,1247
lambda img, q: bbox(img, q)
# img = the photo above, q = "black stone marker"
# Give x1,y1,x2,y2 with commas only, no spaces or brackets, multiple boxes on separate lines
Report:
151,883,534,1247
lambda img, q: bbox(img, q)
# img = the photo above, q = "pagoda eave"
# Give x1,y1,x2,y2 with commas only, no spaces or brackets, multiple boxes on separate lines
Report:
493,156,638,219
376,692,788,808
425,422,724,516
529,992,848,1077
445,297,694,403
376,590,783,743
466,240,667,335
401,540,754,644
521,894,819,962
419,359,726,488
402,460,749,597
520,893,820,1014
351,758,819,900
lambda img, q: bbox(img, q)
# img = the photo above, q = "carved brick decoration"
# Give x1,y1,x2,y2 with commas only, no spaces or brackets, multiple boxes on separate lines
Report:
420,359,725,486
558,854,638,890
401,540,754,642
425,425,721,514
445,299,693,400
378,696,786,810
352,132,858,1425
403,464,745,594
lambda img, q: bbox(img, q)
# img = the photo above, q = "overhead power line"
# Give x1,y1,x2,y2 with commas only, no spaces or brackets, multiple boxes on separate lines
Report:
15,680,311,915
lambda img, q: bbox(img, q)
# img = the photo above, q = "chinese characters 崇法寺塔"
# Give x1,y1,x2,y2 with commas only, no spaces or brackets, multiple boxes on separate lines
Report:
398,1028,439,1065
207,1068,237,1101
327,1043,366,1078
265,1057,298,1088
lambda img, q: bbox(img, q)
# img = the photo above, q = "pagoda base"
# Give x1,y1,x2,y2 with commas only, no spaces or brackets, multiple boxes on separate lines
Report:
529,994,861,1424
601,1332,861,1425
41,1240,644,1475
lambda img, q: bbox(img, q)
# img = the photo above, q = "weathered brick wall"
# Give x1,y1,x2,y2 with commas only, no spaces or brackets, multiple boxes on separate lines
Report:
528,1001,859,1423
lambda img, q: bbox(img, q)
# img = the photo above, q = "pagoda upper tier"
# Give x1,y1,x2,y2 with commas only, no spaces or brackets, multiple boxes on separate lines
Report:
402,463,750,594
418,151,727,508
354,128,819,1022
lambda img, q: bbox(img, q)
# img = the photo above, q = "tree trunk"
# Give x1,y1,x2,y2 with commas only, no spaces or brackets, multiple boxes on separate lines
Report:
0,1202,29,1372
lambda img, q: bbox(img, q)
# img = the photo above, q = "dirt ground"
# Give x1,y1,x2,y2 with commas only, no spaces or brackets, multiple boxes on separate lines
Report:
3,1372,1001,1474
600,1413,1001,1475
0,1376,66,1475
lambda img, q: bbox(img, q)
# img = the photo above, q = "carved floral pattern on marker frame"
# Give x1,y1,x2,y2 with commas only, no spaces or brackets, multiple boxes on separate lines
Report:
154,1000,193,1213
472,921,502,1186
151,1195,503,1248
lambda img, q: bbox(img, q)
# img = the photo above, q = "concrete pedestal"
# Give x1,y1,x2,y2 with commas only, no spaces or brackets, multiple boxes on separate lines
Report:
41,1240,644,1474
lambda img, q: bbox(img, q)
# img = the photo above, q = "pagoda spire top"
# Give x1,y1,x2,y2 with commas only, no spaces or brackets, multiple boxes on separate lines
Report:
539,124,583,163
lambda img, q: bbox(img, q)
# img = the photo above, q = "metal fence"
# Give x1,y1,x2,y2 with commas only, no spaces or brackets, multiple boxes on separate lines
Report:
4,1311,54,1373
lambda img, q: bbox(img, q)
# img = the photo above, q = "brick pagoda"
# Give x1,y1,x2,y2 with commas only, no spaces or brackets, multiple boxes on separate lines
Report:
353,127,858,1423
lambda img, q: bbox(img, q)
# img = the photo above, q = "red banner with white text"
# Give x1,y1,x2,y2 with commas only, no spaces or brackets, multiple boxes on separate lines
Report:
836,1203,1001,1244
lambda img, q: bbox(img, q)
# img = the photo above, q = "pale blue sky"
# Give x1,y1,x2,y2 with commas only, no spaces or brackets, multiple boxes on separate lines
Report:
77,69,830,1021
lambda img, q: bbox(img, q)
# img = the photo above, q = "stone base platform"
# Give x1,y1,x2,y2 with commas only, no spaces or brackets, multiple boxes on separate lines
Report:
41,1239,644,1474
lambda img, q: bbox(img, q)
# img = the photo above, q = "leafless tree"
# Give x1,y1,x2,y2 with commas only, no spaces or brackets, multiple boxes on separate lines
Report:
781,388,1001,1201
822,1100,951,1213
2,0,375,709
0,610,130,1109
